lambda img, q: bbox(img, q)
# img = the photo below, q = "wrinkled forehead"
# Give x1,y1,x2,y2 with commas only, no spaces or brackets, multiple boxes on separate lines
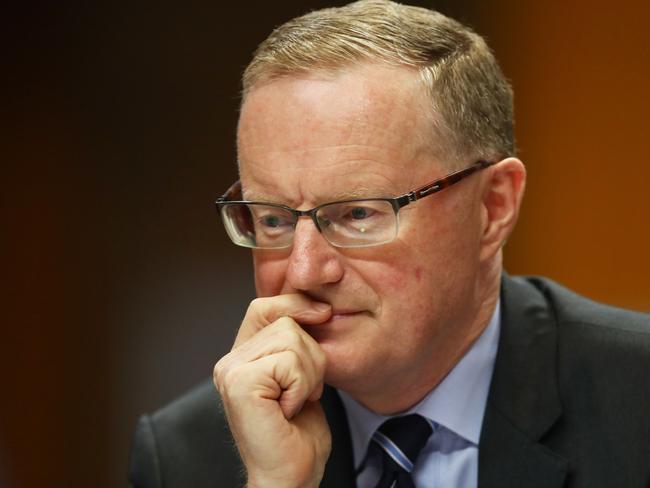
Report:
236,65,442,204
239,65,435,154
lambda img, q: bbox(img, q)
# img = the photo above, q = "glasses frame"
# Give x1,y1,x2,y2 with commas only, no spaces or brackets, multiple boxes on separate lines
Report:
215,160,495,248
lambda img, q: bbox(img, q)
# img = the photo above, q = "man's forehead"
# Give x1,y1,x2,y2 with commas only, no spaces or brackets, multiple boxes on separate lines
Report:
237,64,430,149
235,64,444,206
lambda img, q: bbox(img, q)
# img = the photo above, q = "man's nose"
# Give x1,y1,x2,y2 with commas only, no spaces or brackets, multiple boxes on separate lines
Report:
285,218,344,291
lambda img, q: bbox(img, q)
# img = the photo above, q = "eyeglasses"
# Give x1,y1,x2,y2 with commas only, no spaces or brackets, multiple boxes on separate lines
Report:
216,160,495,249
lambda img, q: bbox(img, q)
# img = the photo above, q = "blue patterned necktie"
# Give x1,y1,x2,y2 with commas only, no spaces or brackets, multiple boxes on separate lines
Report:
372,414,435,488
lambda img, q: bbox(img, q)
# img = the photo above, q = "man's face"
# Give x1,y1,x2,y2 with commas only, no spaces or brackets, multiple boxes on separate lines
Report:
237,65,487,409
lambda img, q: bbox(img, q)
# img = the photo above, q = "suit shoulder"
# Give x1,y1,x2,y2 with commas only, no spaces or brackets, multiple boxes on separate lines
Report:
502,276,650,485
512,275,650,338
144,380,243,486
512,275,650,394
150,379,222,432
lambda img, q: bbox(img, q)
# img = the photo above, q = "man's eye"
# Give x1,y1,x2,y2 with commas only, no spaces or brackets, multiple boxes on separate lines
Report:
262,215,282,227
257,212,293,232
349,206,372,220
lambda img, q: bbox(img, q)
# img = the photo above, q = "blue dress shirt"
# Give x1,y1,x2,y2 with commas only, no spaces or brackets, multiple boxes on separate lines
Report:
338,301,501,488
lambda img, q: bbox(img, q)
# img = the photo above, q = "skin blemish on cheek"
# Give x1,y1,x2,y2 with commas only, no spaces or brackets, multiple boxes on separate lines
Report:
376,266,410,291
414,266,423,281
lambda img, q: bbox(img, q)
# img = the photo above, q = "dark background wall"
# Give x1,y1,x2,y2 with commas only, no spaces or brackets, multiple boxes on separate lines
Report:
3,1,648,487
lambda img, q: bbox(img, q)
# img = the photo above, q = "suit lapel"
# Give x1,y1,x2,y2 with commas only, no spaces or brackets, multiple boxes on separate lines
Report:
320,386,356,488
478,275,568,488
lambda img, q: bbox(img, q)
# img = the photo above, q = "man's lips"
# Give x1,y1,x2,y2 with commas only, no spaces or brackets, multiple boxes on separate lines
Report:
300,310,368,342
301,309,366,327
330,310,363,321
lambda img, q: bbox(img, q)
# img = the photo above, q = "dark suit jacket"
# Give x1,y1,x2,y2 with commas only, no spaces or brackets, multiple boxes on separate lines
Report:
129,275,650,487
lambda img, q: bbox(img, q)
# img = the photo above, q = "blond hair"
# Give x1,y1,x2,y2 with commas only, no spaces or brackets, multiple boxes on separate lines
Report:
242,0,514,163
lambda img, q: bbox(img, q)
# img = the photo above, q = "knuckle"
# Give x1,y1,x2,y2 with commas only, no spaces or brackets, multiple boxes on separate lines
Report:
288,327,304,345
213,357,229,390
284,348,302,368
213,354,242,393
277,350,305,383
213,355,225,377
247,296,273,317
279,325,306,350
219,364,251,399
275,315,298,328
248,297,265,310
245,297,266,320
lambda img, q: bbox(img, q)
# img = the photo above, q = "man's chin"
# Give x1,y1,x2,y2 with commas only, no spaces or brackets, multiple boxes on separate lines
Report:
320,346,380,393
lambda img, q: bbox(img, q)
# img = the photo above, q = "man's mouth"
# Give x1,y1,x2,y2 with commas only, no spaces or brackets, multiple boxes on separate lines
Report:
330,310,363,321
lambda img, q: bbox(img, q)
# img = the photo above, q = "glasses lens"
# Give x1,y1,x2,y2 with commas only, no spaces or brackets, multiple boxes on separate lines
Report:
317,200,397,247
221,203,295,249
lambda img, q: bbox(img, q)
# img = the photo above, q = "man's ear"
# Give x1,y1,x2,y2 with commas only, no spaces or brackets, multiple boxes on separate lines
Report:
479,157,526,261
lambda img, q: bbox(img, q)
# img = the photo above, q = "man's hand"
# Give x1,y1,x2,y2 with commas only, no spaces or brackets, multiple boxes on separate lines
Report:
213,294,332,488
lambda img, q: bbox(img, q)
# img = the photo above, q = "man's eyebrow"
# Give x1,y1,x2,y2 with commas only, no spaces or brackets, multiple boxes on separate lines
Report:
326,185,397,201
241,190,270,202
242,185,399,205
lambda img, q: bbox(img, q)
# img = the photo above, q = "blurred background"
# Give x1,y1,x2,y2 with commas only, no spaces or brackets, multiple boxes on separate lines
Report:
2,0,649,486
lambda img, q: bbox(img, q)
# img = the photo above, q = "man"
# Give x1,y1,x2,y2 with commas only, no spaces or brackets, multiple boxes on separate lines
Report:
129,1,650,487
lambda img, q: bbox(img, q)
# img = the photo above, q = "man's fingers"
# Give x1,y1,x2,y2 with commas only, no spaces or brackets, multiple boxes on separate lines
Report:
251,318,326,402
212,295,333,487
215,317,327,418
235,316,324,362
217,349,322,420
234,294,331,346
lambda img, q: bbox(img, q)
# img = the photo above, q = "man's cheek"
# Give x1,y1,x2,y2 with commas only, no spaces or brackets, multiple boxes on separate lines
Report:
253,260,287,296
373,264,422,292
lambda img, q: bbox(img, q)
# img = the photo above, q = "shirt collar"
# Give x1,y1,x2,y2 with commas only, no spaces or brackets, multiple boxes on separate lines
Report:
338,300,501,469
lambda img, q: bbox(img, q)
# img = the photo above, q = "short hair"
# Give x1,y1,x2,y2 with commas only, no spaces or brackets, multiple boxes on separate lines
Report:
242,0,515,164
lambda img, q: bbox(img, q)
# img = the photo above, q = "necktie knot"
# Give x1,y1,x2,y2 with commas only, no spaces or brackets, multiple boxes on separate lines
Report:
372,414,434,478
